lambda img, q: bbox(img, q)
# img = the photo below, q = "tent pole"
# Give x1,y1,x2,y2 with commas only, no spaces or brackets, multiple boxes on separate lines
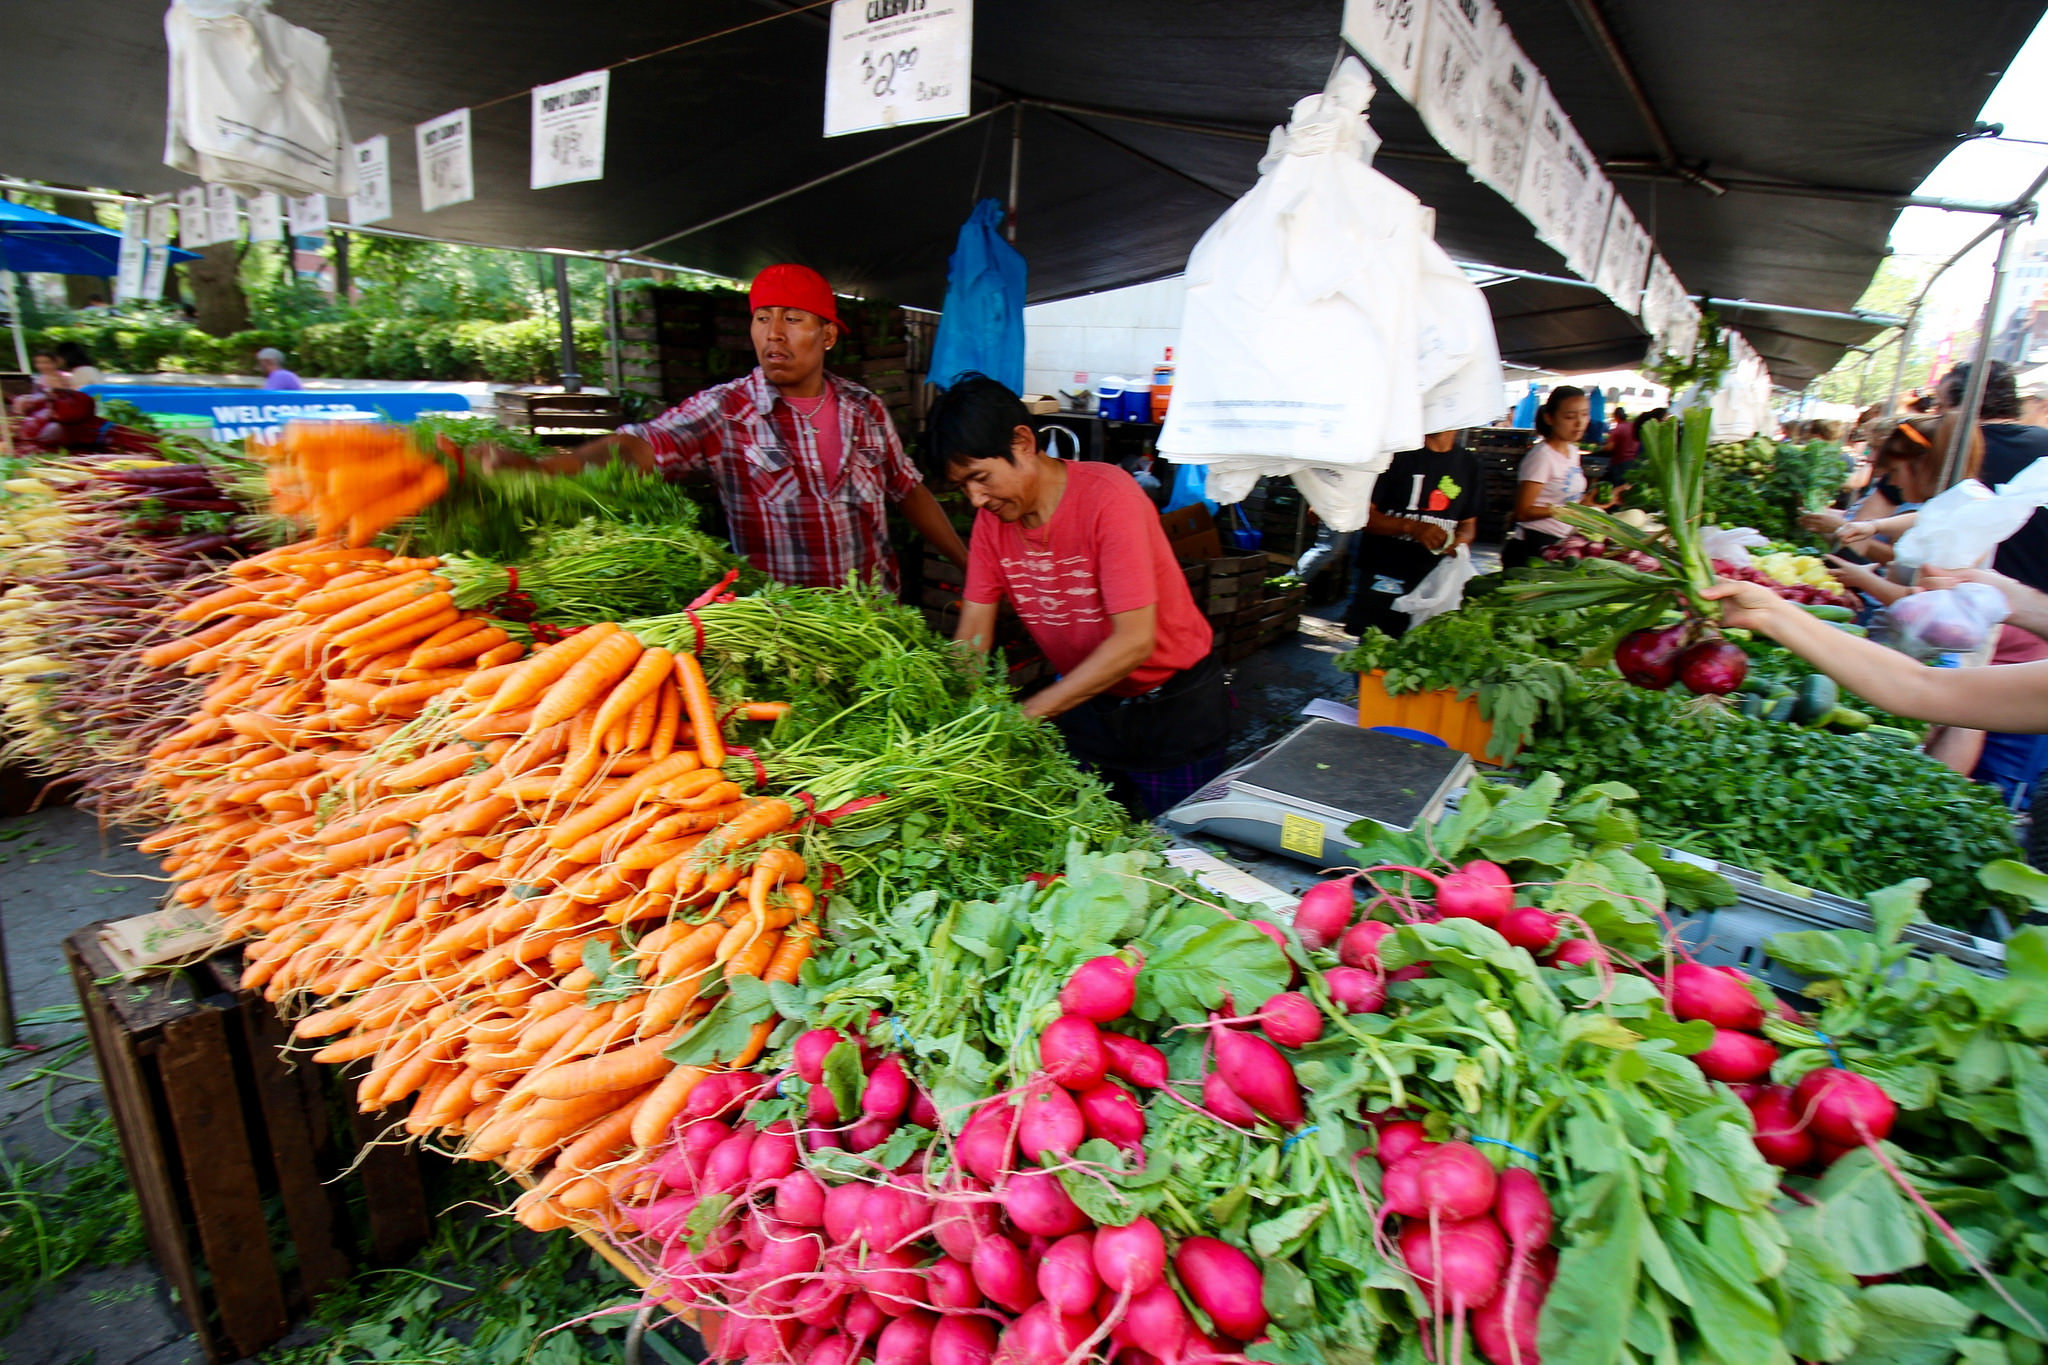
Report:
1939,211,2025,491
3,270,27,373
1006,104,1022,243
554,255,583,394
604,259,624,396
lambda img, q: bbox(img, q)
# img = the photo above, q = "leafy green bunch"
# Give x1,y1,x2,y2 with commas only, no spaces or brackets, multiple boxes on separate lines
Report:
440,517,758,630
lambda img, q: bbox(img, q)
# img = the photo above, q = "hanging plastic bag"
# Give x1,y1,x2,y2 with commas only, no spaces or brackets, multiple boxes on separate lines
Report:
1893,458,2048,579
1881,582,2011,660
1391,545,1479,628
927,198,1027,393
164,0,357,197
1700,526,1769,569
1163,461,1214,514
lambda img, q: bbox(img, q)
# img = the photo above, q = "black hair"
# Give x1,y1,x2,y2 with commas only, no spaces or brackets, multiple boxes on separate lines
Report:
1535,385,1587,439
926,373,1032,472
53,341,93,368
1939,361,2020,419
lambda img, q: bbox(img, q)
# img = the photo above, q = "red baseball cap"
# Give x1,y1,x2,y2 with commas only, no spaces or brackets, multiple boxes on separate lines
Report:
748,263,842,330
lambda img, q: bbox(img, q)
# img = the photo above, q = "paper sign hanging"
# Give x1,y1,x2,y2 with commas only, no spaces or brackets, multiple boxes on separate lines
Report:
246,192,283,244
1512,82,1571,253
1341,0,1430,104
1641,254,1697,361
1415,0,1489,166
141,242,170,303
1562,160,1612,282
288,193,328,239
531,71,610,188
177,185,210,249
1592,197,1651,316
206,183,239,245
115,205,149,305
1471,23,1537,200
823,0,973,138
146,204,176,246
348,135,392,224
415,108,474,211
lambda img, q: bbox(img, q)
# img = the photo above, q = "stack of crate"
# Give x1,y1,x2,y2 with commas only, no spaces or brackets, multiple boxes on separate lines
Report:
1470,427,1536,545
1200,553,1274,662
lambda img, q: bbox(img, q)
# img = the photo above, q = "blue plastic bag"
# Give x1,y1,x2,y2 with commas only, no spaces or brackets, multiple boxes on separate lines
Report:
928,199,1027,393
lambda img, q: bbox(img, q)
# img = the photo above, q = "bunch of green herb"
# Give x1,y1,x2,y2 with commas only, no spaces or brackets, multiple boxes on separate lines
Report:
441,518,759,628
396,458,704,562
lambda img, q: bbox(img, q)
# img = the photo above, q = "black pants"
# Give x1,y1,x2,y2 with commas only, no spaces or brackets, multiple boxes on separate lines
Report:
1501,528,1561,571
1052,653,1230,818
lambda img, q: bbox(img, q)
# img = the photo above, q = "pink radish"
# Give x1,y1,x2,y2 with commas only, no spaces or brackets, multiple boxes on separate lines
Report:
1212,1023,1305,1126
622,1193,695,1240
1061,956,1141,1022
795,1028,849,1084
1746,1086,1816,1168
1173,1237,1269,1341
1548,938,1608,968
1038,1233,1101,1314
1436,862,1514,926
973,1231,1041,1313
932,1180,998,1261
931,1316,998,1365
959,1099,1018,1183
681,1071,752,1123
1003,1168,1090,1238
1399,1214,1508,1309
1001,1302,1099,1363
1383,1142,1498,1221
1018,1083,1086,1162
1667,963,1765,1031
861,1182,930,1250
1202,1072,1259,1127
1377,1119,1434,1168
909,1087,941,1130
824,1179,869,1243
1291,876,1359,949
791,1278,848,1328
1077,1081,1147,1153
1462,860,1514,899
1493,1168,1553,1251
877,1310,937,1365
748,1120,799,1185
1093,1217,1166,1295
1472,1267,1548,1365
1498,906,1561,952
1691,1028,1778,1083
928,1254,981,1311
1340,920,1395,970
847,1115,898,1151
1116,1281,1192,1362
1258,992,1323,1048
1793,1067,1897,1145
844,1296,886,1341
864,1056,914,1122
1100,1033,1170,1089
1325,967,1386,1015
703,1128,758,1193
861,1246,925,1315
810,1336,860,1365
1041,1015,1110,1090
759,1227,825,1282
678,1118,733,1184
808,1081,843,1127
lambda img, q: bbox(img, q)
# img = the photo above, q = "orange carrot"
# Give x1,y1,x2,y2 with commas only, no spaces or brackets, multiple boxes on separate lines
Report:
629,1065,710,1148
583,646,673,750
673,651,724,767
531,632,644,731
481,623,620,716
530,1034,676,1100
739,701,792,722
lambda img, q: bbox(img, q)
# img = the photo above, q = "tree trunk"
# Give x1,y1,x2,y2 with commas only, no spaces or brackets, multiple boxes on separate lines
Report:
186,241,248,336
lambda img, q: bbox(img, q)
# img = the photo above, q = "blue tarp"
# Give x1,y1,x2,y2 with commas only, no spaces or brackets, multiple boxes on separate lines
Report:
87,385,473,442
1512,382,1539,429
0,200,197,276
1587,385,1608,443
927,199,1026,393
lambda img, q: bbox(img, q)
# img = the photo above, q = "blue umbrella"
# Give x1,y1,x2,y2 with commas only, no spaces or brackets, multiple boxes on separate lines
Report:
1512,381,1539,429
0,199,197,372
1586,385,1608,442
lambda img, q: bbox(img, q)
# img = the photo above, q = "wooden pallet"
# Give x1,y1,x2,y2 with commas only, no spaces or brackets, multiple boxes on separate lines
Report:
67,928,430,1362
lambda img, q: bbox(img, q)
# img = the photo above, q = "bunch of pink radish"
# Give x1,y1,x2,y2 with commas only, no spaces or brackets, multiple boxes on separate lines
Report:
1369,1123,1556,1365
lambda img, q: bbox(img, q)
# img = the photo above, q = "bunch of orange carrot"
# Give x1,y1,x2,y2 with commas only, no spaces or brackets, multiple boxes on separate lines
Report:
256,422,450,548
134,537,814,1232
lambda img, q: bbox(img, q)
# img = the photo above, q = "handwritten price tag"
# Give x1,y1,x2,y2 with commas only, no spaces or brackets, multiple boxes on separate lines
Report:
824,0,972,138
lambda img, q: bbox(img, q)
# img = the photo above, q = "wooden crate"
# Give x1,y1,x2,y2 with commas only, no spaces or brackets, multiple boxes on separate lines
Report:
67,928,430,1363
496,390,625,447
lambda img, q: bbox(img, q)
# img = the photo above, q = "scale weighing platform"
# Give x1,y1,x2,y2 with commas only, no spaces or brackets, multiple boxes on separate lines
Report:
1162,719,1472,868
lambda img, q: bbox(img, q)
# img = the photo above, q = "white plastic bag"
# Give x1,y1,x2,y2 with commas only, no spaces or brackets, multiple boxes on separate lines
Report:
1893,458,2048,579
1392,545,1479,627
1882,582,2012,660
1701,526,1769,569
164,0,356,198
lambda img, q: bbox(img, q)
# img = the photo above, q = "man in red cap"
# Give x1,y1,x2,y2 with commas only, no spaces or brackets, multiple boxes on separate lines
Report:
542,263,967,591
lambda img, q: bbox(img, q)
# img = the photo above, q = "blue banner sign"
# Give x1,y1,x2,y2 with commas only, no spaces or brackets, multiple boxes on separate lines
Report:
85,386,475,442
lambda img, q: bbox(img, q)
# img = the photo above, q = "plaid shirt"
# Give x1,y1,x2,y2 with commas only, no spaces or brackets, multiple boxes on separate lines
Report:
621,368,921,591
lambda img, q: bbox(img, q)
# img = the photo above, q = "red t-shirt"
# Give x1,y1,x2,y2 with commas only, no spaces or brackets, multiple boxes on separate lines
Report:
964,461,1213,696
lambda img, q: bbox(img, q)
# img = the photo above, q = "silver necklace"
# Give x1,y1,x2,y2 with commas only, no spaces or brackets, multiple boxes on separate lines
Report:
786,393,829,432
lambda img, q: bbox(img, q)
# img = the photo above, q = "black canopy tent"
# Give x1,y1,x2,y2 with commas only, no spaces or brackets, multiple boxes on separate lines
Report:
0,0,2038,385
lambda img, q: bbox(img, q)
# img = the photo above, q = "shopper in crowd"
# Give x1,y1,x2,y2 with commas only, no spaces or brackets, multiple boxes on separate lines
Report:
53,342,102,387
257,347,303,391
495,263,968,592
1831,413,1969,564
29,350,63,392
1344,429,1482,638
929,373,1224,818
1503,385,1594,570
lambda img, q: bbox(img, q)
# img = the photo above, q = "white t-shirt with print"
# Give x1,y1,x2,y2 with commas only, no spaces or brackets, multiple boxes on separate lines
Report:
1515,441,1586,538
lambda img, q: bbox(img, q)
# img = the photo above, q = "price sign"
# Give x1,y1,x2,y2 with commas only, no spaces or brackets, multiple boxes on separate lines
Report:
531,71,610,188
1341,0,1429,104
177,185,210,249
1561,157,1612,282
115,205,148,305
1512,82,1570,252
1415,0,1490,166
1471,23,1536,200
1640,254,1697,361
288,194,328,240
246,192,283,244
207,183,239,245
348,135,392,224
824,0,972,139
1592,197,1650,316
416,108,474,211
143,204,174,301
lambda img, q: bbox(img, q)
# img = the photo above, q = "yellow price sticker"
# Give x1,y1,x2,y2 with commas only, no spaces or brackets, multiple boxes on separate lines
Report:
1279,813,1325,859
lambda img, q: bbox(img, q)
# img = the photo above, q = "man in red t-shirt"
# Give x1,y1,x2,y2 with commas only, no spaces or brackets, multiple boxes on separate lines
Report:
930,375,1227,816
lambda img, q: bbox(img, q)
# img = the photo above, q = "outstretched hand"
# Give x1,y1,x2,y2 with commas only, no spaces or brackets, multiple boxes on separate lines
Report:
1701,578,1794,634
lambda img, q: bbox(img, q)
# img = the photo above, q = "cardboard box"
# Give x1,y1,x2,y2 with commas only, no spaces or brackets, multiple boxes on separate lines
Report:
1161,505,1223,562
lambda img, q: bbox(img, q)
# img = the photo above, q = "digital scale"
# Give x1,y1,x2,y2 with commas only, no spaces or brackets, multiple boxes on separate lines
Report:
1162,719,1473,867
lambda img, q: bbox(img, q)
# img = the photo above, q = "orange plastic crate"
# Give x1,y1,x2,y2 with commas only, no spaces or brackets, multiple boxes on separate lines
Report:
1355,670,1503,765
